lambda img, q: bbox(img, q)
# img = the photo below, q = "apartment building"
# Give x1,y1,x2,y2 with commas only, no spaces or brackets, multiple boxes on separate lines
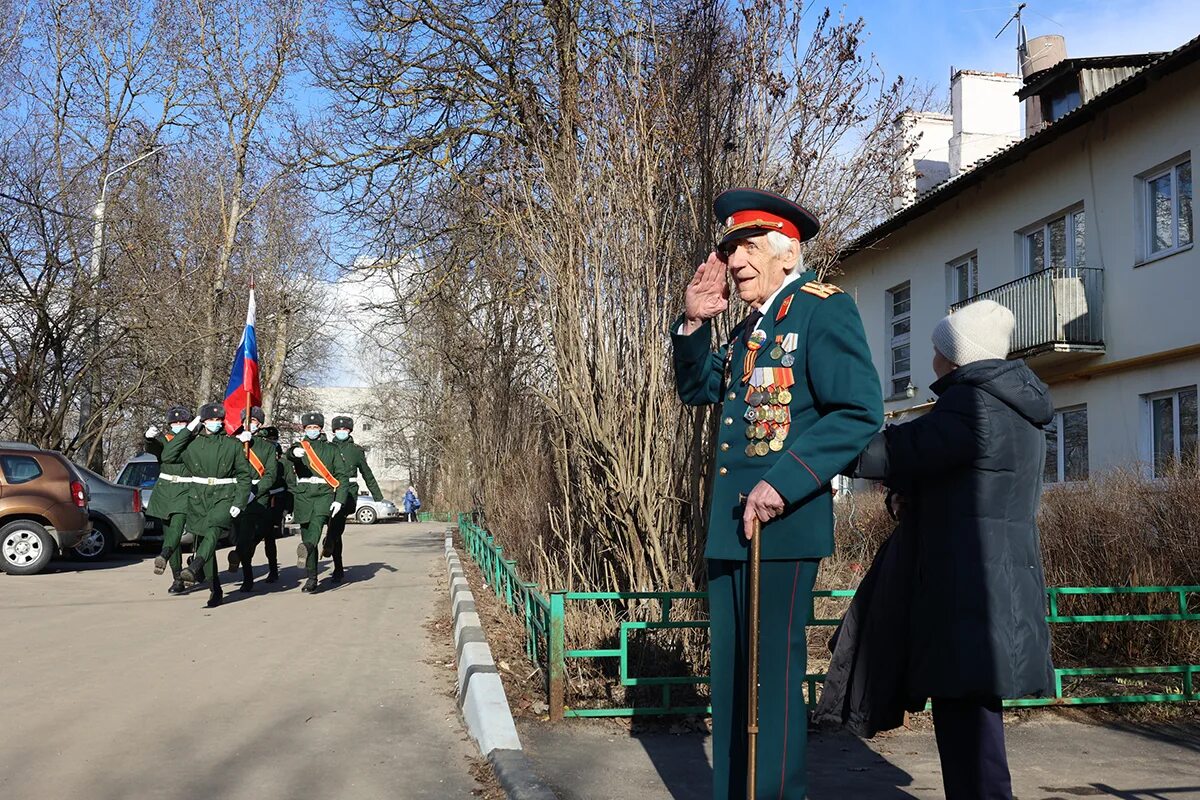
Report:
836,34,1200,483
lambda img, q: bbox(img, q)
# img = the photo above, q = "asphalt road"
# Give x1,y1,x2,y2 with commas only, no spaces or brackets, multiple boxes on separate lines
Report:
0,521,483,800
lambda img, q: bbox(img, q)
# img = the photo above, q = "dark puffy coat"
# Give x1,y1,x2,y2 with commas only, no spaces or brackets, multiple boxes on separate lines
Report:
862,358,1056,702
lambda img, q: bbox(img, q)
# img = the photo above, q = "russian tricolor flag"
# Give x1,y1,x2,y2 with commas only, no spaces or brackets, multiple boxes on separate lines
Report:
223,282,262,433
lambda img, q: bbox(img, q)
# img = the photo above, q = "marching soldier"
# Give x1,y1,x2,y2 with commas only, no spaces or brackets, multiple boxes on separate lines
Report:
322,415,384,584
286,412,350,593
226,407,280,591
162,403,256,608
146,405,195,593
672,188,882,798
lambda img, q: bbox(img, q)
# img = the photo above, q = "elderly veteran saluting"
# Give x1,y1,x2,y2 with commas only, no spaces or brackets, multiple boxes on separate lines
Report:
673,188,883,799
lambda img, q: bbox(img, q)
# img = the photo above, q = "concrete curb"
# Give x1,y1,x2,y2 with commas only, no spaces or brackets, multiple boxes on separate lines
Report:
444,533,559,800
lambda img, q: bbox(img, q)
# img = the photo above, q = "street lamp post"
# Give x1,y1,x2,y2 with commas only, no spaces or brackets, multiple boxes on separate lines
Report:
79,146,163,470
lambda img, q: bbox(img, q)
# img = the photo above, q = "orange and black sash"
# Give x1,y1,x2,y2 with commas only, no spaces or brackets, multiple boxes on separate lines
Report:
300,440,340,488
246,445,266,478
165,433,174,442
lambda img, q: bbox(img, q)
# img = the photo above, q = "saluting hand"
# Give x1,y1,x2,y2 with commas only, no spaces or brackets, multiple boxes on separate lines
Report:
743,480,786,540
187,415,202,432
682,251,730,335
145,425,160,439
292,446,306,458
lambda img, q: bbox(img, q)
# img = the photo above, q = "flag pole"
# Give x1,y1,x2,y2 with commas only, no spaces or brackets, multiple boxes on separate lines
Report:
243,275,254,458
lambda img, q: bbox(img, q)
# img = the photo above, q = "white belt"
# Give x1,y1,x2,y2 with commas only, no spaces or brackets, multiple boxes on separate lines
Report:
158,473,187,483
268,487,286,495
251,479,260,485
186,476,237,485
297,476,331,484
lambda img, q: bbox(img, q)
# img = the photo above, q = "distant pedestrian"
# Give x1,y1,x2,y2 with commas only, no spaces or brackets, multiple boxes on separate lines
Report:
403,485,420,522
850,299,1056,800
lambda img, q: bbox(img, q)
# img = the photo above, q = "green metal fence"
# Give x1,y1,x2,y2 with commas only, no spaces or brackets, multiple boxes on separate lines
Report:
456,517,1200,719
417,511,456,522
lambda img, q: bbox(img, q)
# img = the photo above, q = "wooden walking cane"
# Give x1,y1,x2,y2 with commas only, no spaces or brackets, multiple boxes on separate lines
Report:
741,494,763,799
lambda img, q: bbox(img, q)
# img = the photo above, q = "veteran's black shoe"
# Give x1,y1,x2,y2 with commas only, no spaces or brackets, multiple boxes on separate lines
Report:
167,579,186,594
227,549,240,573
301,576,318,593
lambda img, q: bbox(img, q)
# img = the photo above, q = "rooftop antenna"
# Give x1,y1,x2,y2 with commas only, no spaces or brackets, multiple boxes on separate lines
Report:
995,2,1029,73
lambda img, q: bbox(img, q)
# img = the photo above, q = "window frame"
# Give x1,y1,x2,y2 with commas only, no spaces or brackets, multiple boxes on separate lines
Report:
1044,405,1089,484
946,252,979,307
0,454,44,485
1020,204,1086,275
1142,385,1199,478
1138,154,1193,263
886,282,912,400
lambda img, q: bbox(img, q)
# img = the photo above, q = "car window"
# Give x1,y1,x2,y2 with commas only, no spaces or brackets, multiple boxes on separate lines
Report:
117,462,160,488
1,454,43,484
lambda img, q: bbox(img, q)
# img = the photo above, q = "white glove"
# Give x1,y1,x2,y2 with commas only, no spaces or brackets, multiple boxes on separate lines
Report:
293,446,306,458
236,430,253,443
229,505,241,519
145,425,160,439
330,501,342,516
187,415,202,432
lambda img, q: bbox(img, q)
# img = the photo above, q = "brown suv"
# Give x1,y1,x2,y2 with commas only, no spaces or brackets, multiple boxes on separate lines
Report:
0,442,91,575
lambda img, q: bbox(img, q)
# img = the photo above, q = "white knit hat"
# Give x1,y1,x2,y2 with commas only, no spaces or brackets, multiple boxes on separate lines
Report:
931,299,1014,366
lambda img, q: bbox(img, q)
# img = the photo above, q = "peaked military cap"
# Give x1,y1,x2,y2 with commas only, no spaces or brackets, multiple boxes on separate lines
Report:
166,405,192,424
714,188,820,251
200,402,225,421
331,415,353,431
249,406,266,424
301,411,324,428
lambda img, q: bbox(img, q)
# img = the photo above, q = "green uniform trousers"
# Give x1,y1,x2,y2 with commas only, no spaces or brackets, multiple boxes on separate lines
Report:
708,558,819,800
191,525,225,586
159,513,186,576
324,507,350,568
233,509,278,569
299,513,331,575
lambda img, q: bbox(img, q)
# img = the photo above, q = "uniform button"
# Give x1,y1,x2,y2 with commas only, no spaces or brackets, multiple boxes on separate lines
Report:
720,442,730,451
728,391,737,400
724,417,733,425
719,467,728,475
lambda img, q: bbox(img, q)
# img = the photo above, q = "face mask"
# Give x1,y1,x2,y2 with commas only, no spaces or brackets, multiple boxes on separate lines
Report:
170,423,186,434
204,421,223,433
304,429,320,440
249,422,260,433
334,430,349,441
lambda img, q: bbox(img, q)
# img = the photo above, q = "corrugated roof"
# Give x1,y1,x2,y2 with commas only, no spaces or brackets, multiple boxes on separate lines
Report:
838,34,1200,266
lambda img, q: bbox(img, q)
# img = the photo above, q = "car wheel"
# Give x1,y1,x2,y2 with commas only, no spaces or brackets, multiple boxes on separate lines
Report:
0,520,55,575
356,506,377,525
73,523,114,562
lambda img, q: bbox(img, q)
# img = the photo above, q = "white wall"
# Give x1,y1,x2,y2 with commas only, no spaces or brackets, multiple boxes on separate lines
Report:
839,61,1200,475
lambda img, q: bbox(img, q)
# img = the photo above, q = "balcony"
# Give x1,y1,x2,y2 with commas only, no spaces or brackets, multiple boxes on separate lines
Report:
950,267,1105,367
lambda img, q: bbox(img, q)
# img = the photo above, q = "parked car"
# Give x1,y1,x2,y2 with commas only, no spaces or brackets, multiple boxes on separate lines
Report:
72,463,145,561
0,442,90,575
351,495,401,525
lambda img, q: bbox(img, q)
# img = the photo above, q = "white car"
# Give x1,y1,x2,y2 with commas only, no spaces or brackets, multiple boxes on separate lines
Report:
352,496,401,524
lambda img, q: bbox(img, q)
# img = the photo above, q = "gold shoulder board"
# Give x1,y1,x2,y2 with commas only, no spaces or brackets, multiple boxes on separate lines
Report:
800,281,844,299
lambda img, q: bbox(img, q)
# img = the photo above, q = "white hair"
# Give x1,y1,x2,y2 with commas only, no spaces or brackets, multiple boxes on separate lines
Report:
765,230,803,272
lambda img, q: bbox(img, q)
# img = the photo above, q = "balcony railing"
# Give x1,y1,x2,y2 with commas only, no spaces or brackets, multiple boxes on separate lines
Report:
951,267,1104,360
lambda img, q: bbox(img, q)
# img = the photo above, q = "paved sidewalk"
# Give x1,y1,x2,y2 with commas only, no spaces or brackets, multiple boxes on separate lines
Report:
520,714,1200,799
0,522,482,800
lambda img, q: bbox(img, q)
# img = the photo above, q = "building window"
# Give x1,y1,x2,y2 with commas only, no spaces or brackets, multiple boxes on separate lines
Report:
947,253,978,306
1044,406,1089,484
362,422,373,432
1143,156,1193,257
886,282,911,398
1023,206,1085,274
1145,386,1198,477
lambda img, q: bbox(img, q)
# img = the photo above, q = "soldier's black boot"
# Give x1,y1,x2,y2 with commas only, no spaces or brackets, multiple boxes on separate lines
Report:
320,537,331,558
265,562,279,583
331,554,344,584
240,563,254,592
301,571,318,593
206,569,223,608
180,555,204,584
167,574,186,594
227,548,240,573
153,547,173,576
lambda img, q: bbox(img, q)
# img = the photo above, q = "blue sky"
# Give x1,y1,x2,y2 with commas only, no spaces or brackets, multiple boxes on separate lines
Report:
838,0,1200,97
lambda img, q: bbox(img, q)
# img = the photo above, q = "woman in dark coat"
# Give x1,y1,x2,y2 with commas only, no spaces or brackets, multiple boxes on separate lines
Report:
857,299,1055,800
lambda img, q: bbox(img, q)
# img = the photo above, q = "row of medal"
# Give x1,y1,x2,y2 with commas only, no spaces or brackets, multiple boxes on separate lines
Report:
743,382,794,457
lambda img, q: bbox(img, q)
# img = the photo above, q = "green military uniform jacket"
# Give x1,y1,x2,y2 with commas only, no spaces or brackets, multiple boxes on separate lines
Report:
161,427,256,532
285,436,351,525
672,271,883,561
243,432,280,517
331,436,383,503
144,432,191,520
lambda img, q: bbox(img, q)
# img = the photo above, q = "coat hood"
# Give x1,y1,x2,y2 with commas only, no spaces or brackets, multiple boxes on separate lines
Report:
933,359,1053,427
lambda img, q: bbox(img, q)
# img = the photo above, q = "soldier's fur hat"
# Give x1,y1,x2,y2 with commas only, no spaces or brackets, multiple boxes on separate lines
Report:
331,415,353,431
200,402,225,421
250,406,266,424
166,405,192,424
301,411,324,428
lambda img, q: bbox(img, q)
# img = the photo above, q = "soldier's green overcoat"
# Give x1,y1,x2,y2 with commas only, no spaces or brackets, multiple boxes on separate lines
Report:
161,427,256,533
144,433,191,520
286,436,351,524
331,435,383,509
243,433,280,517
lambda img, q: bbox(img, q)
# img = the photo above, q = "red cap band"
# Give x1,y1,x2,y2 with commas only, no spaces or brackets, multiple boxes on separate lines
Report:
723,209,802,241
